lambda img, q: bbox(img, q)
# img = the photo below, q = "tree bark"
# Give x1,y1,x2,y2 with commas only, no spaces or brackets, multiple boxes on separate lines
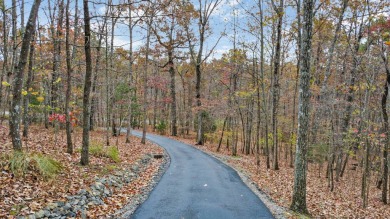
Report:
50,0,64,111
290,0,314,214
141,16,152,144
271,0,284,170
80,0,92,165
126,0,134,143
0,1,8,116
22,29,35,138
381,42,390,203
65,0,73,154
168,54,177,136
10,0,41,150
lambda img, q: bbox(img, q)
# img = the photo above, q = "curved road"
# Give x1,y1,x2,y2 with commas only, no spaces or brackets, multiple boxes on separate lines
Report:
130,131,274,219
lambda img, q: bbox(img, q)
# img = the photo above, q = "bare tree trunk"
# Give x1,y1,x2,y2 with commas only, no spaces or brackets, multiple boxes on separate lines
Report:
64,0,73,154
126,0,134,143
168,52,177,136
8,0,18,127
195,64,204,144
80,0,92,165
10,0,41,150
381,42,390,203
22,30,35,138
290,0,301,168
290,0,314,214
271,0,284,170
105,1,111,146
185,0,222,145
0,1,9,117
51,0,64,111
362,137,370,208
141,17,152,144
338,10,367,180
257,0,270,169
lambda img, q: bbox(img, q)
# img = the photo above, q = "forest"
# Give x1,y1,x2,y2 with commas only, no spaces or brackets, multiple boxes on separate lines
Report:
1,0,390,218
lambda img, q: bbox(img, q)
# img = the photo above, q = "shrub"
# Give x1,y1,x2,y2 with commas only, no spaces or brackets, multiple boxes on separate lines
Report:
8,152,29,177
155,121,167,135
107,146,120,163
2,152,62,180
77,141,121,162
32,154,63,179
89,142,105,157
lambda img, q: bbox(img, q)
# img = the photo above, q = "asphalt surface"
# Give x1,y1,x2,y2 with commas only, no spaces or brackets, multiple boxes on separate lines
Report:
130,131,274,219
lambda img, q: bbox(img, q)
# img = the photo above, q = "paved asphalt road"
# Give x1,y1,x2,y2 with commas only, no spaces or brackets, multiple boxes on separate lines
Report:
130,131,274,219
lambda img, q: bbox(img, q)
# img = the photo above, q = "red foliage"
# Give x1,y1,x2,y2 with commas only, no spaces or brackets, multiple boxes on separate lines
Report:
48,113,66,123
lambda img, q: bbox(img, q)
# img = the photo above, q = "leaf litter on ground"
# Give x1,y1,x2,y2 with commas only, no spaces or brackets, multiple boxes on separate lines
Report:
0,125,164,218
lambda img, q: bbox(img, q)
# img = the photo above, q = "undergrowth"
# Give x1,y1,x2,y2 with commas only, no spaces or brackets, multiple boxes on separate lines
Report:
1,151,62,180
32,154,63,179
77,141,120,163
106,146,120,162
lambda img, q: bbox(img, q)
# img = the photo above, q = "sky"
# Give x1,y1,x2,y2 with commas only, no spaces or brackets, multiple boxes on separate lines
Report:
4,0,390,63
3,0,299,60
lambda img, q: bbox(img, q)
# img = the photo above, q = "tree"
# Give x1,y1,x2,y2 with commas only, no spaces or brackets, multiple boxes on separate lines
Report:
0,0,9,114
151,0,194,136
141,1,154,144
9,0,41,150
49,0,65,111
125,0,138,143
22,28,36,138
372,17,390,203
290,0,314,213
186,0,222,145
271,0,284,170
380,38,390,203
80,0,92,165
64,0,75,154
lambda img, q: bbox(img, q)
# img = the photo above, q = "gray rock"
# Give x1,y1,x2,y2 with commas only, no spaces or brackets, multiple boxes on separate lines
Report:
27,214,36,219
99,178,107,184
79,200,85,206
95,182,104,190
114,171,123,177
47,202,58,210
63,203,72,211
48,213,59,218
81,210,87,219
34,210,45,219
43,210,51,217
73,205,80,212
53,208,65,216
91,189,100,196
104,188,111,196
132,165,139,172
66,212,76,218
72,199,79,206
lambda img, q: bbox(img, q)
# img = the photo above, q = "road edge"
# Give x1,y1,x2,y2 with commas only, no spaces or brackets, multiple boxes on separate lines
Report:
201,150,290,219
124,131,290,218
174,139,291,219
116,138,171,219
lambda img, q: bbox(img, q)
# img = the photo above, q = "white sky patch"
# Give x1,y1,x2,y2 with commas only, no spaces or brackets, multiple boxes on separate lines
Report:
107,36,143,50
220,0,242,7
210,44,231,59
